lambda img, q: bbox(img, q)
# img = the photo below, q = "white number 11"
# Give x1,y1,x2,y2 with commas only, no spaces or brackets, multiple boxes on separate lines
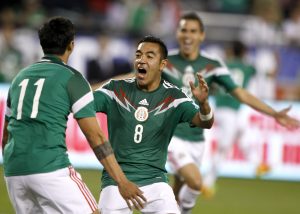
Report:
17,78,45,120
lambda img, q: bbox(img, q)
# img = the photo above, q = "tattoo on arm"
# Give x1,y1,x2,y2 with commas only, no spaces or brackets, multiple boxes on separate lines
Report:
93,141,114,160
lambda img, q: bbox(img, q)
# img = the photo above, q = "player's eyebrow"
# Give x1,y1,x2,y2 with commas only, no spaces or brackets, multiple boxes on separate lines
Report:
136,50,156,56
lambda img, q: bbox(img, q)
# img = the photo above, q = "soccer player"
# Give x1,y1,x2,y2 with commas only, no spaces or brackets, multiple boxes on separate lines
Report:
2,17,145,214
93,35,214,213
163,12,300,213
204,40,257,192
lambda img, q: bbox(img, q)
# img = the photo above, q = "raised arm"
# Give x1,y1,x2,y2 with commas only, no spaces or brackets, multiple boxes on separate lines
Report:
77,117,146,210
190,73,214,128
231,87,300,129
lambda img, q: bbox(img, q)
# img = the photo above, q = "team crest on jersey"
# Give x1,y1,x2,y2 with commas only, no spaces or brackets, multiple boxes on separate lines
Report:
182,66,195,86
134,106,149,122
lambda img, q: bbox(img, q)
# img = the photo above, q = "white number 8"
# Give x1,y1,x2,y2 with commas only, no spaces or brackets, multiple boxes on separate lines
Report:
134,124,143,143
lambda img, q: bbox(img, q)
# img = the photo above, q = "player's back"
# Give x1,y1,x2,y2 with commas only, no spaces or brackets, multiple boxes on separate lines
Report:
4,56,76,176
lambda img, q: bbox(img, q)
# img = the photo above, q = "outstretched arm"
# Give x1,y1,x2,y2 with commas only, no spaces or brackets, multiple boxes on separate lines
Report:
190,73,214,128
231,87,300,129
77,117,146,210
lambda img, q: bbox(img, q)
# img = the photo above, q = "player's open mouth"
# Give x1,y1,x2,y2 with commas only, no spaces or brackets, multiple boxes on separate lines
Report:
137,68,147,74
137,68,147,79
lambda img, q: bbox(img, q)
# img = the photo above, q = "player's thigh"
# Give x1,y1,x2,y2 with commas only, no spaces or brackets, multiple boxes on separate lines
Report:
141,182,180,214
177,163,202,188
28,166,98,214
99,185,132,214
5,176,43,214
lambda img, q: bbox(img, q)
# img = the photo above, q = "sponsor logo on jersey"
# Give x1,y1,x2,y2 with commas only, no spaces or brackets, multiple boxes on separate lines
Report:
138,99,149,106
134,106,149,122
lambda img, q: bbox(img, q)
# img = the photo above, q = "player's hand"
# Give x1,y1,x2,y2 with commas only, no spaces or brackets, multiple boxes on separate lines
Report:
274,106,300,129
117,179,147,210
189,73,209,104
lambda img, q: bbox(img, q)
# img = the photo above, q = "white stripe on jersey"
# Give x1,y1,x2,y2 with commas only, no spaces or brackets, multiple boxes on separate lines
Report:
99,88,134,112
152,97,195,115
72,91,94,114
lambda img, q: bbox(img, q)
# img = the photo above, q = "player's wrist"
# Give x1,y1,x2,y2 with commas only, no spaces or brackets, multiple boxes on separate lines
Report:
199,109,213,121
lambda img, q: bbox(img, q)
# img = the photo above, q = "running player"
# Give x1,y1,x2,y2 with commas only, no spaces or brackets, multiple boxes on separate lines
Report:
163,12,300,213
94,35,214,213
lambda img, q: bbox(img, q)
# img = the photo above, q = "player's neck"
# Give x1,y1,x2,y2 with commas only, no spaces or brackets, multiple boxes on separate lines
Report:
181,51,199,61
56,52,70,64
137,77,161,92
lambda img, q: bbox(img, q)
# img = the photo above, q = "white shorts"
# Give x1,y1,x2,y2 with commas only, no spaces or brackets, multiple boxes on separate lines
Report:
167,136,205,173
5,166,98,214
99,182,180,214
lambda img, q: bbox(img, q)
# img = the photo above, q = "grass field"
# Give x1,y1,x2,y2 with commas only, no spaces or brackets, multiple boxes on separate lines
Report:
1,165,300,214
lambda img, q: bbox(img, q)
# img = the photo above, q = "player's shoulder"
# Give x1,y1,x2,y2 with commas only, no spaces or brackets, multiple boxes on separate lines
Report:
102,77,135,89
161,79,190,98
168,49,181,61
38,57,83,77
200,51,225,68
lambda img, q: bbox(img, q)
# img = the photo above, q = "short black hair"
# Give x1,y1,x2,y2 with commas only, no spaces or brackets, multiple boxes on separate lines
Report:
180,12,205,32
38,17,75,55
137,35,168,60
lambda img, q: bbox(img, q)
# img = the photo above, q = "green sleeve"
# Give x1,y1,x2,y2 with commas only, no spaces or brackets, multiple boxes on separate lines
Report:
93,81,114,113
214,74,238,92
177,101,199,124
67,73,95,119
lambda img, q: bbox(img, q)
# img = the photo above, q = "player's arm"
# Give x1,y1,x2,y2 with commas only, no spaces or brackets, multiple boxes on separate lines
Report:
1,120,8,156
231,87,300,129
91,72,135,91
190,73,214,128
77,117,146,210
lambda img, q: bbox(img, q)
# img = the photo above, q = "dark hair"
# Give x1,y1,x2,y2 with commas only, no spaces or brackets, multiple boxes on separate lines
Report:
180,12,205,32
38,17,75,55
232,41,246,57
137,35,168,60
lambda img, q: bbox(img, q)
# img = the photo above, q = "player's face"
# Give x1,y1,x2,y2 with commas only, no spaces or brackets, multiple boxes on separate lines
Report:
134,42,167,91
176,19,205,60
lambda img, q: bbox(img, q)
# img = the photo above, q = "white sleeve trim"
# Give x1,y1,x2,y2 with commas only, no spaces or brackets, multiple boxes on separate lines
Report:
72,91,94,114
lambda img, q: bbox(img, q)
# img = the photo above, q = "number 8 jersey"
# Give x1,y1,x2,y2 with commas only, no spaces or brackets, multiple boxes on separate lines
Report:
4,55,95,176
94,78,199,188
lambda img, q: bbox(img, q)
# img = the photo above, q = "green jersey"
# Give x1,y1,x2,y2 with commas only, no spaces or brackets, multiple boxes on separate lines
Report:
94,78,199,188
4,55,95,176
215,58,256,110
162,50,238,142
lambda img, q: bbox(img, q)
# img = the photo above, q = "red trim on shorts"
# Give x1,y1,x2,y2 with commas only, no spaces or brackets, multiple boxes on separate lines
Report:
68,166,98,212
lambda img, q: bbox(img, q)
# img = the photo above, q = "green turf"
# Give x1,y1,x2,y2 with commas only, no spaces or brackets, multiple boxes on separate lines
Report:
1,165,300,214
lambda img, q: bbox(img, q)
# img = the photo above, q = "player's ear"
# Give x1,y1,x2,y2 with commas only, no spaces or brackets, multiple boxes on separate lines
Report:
200,31,206,43
160,59,168,71
67,40,74,52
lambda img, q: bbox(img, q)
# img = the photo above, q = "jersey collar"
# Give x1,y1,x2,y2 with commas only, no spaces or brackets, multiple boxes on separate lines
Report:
42,55,64,64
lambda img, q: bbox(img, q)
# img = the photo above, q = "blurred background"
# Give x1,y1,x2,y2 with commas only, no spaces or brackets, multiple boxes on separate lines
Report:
0,0,299,99
0,0,300,213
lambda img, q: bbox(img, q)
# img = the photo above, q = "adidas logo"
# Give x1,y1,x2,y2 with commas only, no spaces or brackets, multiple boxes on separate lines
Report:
139,99,149,106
